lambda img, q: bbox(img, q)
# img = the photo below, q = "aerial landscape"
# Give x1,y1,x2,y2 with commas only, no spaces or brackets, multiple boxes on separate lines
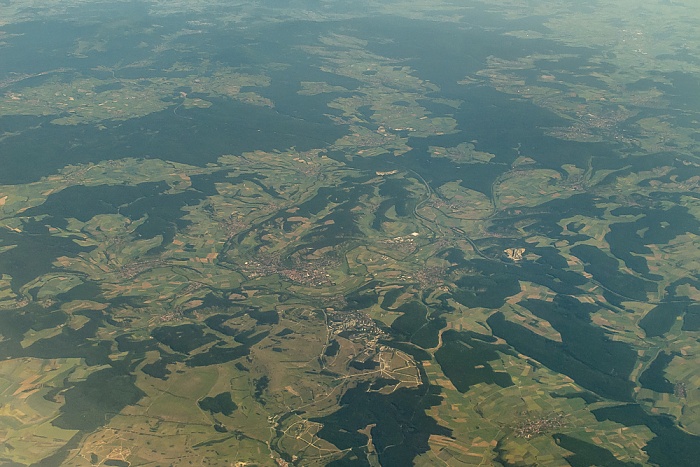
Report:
1,0,700,465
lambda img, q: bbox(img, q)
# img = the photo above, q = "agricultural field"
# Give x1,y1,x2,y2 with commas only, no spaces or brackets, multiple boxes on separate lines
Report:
1,0,700,465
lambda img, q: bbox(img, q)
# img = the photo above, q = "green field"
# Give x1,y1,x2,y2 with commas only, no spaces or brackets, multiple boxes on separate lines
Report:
1,0,700,465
